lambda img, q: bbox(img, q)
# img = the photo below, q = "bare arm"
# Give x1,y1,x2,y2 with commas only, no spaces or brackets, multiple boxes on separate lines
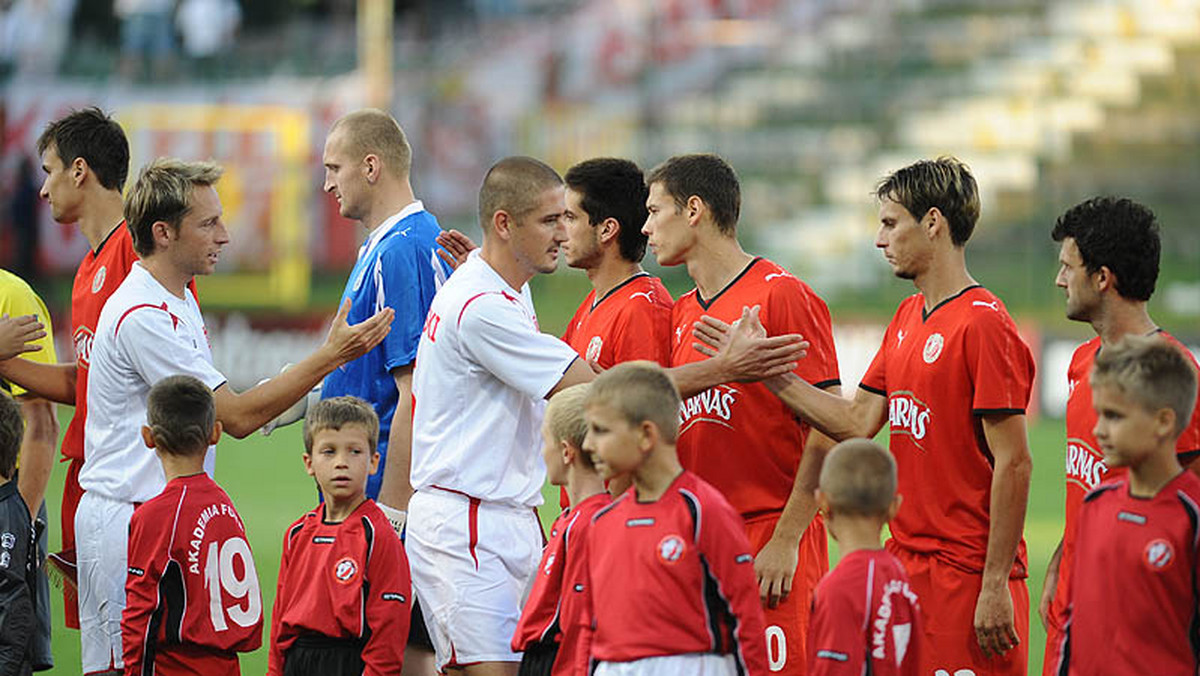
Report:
16,396,58,514
0,359,76,405
376,364,415,512
547,357,596,398
215,299,394,438
1039,538,1063,631
673,306,808,399
974,413,1033,657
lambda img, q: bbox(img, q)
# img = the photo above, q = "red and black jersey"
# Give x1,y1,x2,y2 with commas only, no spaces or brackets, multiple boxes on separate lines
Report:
512,493,609,676
808,549,922,676
859,286,1034,575
670,258,840,519
562,273,674,370
1051,333,1200,629
267,500,411,676
1058,472,1200,674
122,474,262,676
586,471,768,674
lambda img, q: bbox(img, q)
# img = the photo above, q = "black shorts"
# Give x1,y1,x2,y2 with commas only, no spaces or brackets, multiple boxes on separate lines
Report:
517,640,559,676
283,634,363,676
408,592,434,650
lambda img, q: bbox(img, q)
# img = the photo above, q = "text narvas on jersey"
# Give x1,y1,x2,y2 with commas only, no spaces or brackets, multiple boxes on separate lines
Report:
888,392,931,448
1066,440,1106,490
678,385,739,432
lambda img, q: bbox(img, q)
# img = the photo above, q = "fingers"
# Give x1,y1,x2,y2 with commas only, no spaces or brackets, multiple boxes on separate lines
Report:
691,342,718,358
691,321,726,348
699,314,732,332
436,247,458,270
975,620,1019,657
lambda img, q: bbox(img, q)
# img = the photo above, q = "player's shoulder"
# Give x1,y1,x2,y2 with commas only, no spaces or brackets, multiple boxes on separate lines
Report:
1170,470,1200,504
1082,480,1124,505
284,508,320,544
673,471,742,526
619,274,674,310
571,492,613,526
1070,337,1103,367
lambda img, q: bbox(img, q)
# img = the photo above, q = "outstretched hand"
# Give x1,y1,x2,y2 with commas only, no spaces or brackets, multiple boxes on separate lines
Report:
0,314,45,361
436,229,478,271
322,299,394,366
692,306,808,382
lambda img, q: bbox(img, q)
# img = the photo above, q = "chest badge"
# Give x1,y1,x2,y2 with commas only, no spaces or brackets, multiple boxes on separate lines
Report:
586,336,603,364
1144,539,1174,571
658,535,685,564
922,333,944,364
334,556,359,583
91,266,107,294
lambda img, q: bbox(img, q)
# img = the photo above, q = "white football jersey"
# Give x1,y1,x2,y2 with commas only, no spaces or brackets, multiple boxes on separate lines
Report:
411,251,578,507
83,263,225,502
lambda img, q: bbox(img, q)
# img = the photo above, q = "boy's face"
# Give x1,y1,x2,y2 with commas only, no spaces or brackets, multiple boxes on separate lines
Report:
583,402,643,482
1092,383,1170,468
541,420,569,487
304,425,379,502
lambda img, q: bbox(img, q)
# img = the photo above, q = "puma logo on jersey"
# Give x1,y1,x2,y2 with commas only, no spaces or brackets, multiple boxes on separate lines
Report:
1066,442,1106,490
1068,378,1079,397
889,392,931,448
897,329,906,347
972,300,999,311
675,326,684,345
764,272,789,282
630,291,653,303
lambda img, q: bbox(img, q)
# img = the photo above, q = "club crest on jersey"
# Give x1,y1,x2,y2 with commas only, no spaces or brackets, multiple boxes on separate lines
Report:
586,336,603,364
334,557,359,583
922,333,944,364
888,391,931,449
679,385,738,433
73,326,94,367
91,266,107,294
1144,539,1174,571
658,535,685,564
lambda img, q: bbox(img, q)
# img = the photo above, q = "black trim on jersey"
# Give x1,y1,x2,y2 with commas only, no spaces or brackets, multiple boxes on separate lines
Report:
1180,450,1200,466
814,378,841,390
1175,490,1200,661
591,272,651,310
161,560,186,643
360,515,375,639
1055,618,1071,676
972,407,1025,417
698,554,745,676
920,284,982,322
678,488,703,545
92,221,124,256
695,258,763,311
858,383,886,397
1082,483,1120,503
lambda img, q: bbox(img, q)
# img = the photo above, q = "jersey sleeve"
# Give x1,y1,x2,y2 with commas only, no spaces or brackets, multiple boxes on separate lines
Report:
459,295,579,399
115,306,226,392
611,299,673,367
764,281,839,388
859,324,893,398
697,493,770,676
806,581,867,675
964,309,1034,414
375,241,438,371
0,283,57,396
121,506,163,676
361,521,411,676
1175,349,1200,456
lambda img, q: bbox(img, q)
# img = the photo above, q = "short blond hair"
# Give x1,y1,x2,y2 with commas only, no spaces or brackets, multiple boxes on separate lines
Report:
546,383,591,449
329,108,412,177
1092,335,1198,435
125,158,224,257
303,396,380,454
586,361,680,443
819,439,897,517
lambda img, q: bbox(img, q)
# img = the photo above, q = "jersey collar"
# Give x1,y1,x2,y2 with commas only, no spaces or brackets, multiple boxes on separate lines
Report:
360,200,425,259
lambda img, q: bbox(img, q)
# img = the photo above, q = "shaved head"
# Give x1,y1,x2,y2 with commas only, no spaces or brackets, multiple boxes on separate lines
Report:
478,156,563,232
329,108,412,177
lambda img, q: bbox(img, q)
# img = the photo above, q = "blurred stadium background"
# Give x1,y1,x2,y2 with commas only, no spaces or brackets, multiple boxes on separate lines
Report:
3,0,1199,673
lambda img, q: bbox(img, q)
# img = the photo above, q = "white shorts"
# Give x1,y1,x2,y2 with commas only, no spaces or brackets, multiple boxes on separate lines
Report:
76,491,134,674
405,487,543,670
595,654,738,676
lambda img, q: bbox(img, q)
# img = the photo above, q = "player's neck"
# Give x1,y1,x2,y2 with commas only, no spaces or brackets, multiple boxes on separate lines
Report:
361,182,417,234
586,257,643,302
157,453,207,483
685,236,753,301
565,468,607,507
914,248,976,311
139,256,192,299
78,190,126,252
1093,299,1157,347
1127,451,1183,498
827,516,886,556
323,494,368,523
632,450,684,503
480,241,533,291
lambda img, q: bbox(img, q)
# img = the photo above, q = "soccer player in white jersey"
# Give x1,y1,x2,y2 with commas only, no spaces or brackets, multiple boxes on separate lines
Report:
78,158,393,676
407,156,596,676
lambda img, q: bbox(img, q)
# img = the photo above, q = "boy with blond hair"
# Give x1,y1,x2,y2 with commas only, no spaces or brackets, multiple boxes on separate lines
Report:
583,362,767,676
268,397,411,676
1055,335,1200,674
808,439,921,675
122,375,262,675
512,384,609,676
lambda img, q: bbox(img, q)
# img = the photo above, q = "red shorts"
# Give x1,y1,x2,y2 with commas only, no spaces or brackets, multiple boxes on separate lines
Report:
1041,569,1069,676
744,512,828,676
61,456,84,629
889,544,1028,676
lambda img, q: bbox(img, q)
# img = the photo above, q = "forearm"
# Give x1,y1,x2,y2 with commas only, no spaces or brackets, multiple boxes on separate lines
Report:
770,431,833,546
982,452,1032,587
0,360,75,405
767,374,881,441
16,399,58,514
376,398,414,510
668,359,730,399
217,352,334,438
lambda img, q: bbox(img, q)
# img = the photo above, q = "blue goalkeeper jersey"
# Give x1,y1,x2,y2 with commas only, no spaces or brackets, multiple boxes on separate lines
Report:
322,201,451,499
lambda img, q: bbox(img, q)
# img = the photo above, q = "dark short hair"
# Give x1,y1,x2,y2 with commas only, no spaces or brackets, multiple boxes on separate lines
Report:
875,157,980,246
146,375,216,456
645,154,740,234
0,394,22,480
478,156,563,229
37,107,130,192
303,396,380,454
1051,196,1160,302
565,158,649,262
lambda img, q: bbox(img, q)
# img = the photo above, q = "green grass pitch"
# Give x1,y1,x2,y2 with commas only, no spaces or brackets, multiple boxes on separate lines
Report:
39,416,1067,674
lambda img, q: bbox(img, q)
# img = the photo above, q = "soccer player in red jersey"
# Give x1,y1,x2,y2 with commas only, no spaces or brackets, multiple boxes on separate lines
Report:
808,439,921,676
641,153,839,675
583,362,768,676
512,384,609,676
701,158,1034,675
122,376,262,676
1055,336,1200,673
1038,197,1200,672
269,397,411,676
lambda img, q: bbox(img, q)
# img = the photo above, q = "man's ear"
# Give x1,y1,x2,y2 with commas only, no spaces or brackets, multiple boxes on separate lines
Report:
597,217,620,245
492,210,515,241
151,220,175,250
685,195,705,226
923,207,945,240
72,157,88,188
1094,265,1116,294
363,153,382,184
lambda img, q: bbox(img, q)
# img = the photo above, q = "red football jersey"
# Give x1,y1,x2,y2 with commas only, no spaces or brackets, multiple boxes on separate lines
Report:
860,286,1033,575
670,257,840,518
586,471,768,673
807,549,922,676
562,273,674,369
1058,472,1200,674
512,492,609,675
1050,334,1200,629
268,501,412,676
122,473,263,676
